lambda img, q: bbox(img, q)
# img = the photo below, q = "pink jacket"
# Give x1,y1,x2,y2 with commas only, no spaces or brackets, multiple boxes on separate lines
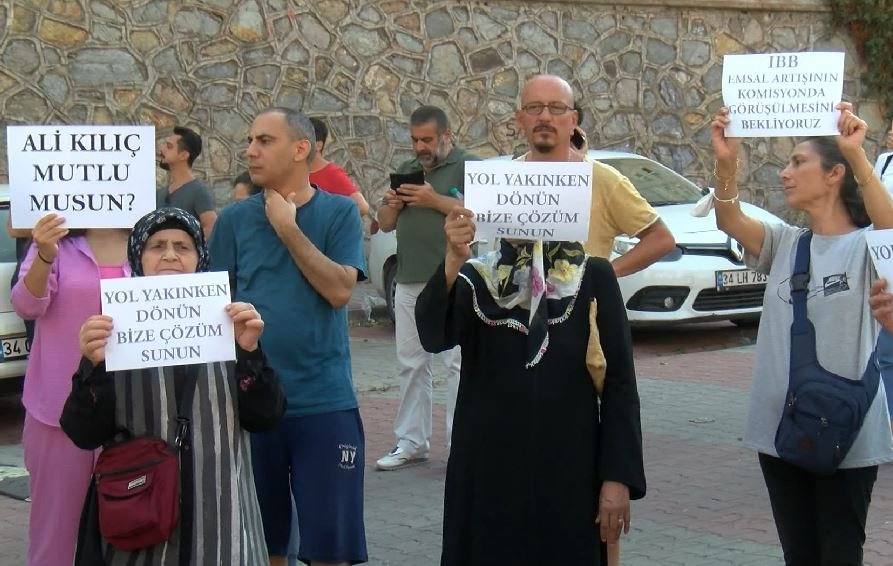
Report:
12,237,129,427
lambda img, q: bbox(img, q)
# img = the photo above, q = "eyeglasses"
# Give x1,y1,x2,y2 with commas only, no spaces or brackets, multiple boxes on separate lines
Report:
521,102,574,116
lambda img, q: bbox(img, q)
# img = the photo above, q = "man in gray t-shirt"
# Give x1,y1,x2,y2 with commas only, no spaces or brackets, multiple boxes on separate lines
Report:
157,126,217,237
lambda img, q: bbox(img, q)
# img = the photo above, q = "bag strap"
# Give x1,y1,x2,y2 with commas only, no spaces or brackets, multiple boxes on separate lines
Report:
174,366,199,449
790,230,813,332
174,366,199,566
882,153,893,176
789,230,882,397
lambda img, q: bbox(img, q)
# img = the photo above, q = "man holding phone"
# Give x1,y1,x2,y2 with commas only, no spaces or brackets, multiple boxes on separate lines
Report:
375,105,480,471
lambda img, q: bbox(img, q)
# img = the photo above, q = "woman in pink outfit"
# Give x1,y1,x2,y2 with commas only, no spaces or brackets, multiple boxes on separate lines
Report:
12,213,130,566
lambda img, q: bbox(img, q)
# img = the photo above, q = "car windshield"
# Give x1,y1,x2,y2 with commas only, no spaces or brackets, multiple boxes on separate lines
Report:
600,157,702,206
0,207,16,263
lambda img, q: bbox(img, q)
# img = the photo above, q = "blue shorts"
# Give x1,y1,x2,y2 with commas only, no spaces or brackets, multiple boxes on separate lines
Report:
251,409,367,564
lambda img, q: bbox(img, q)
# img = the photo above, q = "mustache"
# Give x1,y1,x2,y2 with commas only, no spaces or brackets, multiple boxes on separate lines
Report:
533,124,556,133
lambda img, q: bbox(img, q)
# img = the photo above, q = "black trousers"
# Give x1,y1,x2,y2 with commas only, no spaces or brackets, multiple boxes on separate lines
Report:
759,453,878,566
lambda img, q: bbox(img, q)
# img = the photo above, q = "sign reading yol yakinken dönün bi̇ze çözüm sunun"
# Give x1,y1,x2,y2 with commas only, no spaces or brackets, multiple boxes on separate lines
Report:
101,271,236,372
463,160,592,242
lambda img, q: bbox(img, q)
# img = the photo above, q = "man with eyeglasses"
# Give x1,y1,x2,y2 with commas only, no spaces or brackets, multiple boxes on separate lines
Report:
375,105,481,471
511,74,671,565
156,126,217,238
516,74,675,277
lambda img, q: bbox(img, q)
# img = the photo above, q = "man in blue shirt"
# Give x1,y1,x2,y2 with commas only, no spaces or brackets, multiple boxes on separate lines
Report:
209,107,367,566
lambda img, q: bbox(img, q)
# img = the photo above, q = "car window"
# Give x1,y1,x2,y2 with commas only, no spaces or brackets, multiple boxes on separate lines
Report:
0,207,18,264
601,158,702,206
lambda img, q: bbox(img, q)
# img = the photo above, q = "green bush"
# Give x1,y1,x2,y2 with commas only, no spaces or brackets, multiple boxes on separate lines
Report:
828,0,893,120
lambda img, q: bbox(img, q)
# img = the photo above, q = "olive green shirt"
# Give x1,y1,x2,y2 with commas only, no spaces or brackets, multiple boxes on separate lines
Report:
394,146,480,283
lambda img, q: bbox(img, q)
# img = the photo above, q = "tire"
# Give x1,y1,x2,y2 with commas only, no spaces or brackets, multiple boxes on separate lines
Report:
384,261,397,323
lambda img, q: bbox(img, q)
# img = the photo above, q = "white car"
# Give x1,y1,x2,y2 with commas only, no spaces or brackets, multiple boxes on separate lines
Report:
367,150,783,325
0,185,30,391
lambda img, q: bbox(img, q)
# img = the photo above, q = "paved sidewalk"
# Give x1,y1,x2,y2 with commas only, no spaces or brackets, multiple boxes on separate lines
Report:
0,323,891,565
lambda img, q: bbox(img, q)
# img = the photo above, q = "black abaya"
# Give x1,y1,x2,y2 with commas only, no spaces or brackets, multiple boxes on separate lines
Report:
416,257,646,566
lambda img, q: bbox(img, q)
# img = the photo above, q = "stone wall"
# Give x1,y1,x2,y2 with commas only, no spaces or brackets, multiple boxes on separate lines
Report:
0,0,884,221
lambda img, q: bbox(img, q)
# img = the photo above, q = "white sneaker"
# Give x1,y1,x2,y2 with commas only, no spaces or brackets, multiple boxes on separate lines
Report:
375,446,428,471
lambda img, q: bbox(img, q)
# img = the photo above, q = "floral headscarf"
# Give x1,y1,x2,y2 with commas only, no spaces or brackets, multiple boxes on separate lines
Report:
127,207,208,276
466,239,587,367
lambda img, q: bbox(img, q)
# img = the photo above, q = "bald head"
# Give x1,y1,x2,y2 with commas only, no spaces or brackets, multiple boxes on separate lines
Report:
516,75,578,160
520,75,574,106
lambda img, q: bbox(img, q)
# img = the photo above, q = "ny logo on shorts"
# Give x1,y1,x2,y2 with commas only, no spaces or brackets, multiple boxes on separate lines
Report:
339,443,358,470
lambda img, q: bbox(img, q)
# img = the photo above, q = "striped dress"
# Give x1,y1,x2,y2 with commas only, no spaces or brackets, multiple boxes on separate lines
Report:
84,361,269,565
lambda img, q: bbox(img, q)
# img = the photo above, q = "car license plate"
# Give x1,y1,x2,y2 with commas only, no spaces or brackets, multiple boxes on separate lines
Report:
715,269,768,290
1,335,30,361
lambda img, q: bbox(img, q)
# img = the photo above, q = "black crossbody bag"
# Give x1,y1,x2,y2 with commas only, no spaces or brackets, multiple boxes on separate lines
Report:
774,230,880,475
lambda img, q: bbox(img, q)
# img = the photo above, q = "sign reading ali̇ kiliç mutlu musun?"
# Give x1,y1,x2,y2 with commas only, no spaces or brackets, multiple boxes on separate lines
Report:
6,125,156,229
463,160,592,242
722,52,845,138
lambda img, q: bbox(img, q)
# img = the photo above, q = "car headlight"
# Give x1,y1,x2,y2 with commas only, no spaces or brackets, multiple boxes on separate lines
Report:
612,237,638,256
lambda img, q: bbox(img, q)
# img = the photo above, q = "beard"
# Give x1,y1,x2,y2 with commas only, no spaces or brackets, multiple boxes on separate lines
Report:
158,159,170,171
530,125,559,154
532,140,557,153
418,153,438,168
417,138,450,168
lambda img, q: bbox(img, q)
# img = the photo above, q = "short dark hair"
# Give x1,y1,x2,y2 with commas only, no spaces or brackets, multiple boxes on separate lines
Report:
232,170,261,195
309,117,328,148
802,136,869,228
173,126,202,167
410,105,449,134
233,170,252,188
257,107,317,162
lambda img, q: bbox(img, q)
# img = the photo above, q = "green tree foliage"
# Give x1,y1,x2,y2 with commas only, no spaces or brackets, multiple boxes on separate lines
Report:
829,0,893,120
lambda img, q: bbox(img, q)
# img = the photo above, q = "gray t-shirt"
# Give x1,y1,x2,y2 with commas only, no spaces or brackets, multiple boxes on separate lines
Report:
156,179,215,219
744,221,893,467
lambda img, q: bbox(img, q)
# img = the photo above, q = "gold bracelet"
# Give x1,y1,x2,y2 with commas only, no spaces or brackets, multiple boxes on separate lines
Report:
713,159,740,179
713,192,739,204
853,171,873,186
713,159,741,189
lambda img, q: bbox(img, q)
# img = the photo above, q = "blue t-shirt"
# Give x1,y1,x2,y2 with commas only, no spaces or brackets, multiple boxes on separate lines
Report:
209,189,366,417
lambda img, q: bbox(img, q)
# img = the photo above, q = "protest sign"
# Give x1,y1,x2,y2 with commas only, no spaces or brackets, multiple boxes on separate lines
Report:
463,160,592,242
721,52,845,138
866,230,893,286
6,125,156,228
101,271,235,372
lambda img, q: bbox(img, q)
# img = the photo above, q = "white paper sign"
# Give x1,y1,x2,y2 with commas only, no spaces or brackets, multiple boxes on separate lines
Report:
6,125,157,228
722,52,845,138
464,161,592,242
101,271,235,372
866,230,893,285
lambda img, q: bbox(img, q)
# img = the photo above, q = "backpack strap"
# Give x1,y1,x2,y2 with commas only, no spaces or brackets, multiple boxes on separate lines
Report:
173,366,199,566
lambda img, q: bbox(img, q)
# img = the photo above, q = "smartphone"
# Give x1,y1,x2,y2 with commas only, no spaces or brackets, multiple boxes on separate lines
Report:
389,170,425,190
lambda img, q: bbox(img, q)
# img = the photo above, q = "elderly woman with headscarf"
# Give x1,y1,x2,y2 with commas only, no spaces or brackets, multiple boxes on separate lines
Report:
59,208,285,566
416,206,646,566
